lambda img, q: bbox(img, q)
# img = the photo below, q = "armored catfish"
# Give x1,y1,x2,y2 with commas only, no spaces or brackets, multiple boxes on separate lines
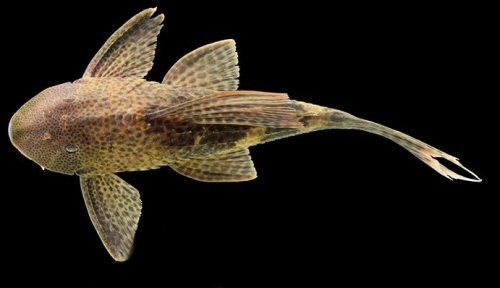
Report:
8,8,481,261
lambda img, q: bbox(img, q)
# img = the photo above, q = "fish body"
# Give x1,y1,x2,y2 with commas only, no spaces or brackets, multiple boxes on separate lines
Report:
11,77,319,175
8,8,481,261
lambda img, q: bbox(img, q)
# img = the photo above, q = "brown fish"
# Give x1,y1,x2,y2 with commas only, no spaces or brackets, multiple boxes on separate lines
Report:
8,8,481,261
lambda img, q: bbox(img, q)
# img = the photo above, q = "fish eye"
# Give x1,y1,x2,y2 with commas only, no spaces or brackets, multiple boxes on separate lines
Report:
65,144,79,153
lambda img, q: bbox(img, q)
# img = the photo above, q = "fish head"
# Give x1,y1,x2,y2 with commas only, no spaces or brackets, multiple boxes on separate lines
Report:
9,82,82,175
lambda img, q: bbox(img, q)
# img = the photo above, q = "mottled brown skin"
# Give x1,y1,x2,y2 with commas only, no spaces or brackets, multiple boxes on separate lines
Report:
9,77,304,175
8,8,480,262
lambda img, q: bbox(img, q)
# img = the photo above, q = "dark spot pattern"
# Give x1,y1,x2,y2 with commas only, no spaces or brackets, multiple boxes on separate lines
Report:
83,8,164,79
169,148,257,182
8,7,481,264
81,174,141,261
162,40,239,91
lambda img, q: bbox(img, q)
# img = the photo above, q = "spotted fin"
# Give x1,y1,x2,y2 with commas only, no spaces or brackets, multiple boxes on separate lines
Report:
162,40,239,91
147,91,302,128
80,174,142,262
170,149,256,182
83,8,164,78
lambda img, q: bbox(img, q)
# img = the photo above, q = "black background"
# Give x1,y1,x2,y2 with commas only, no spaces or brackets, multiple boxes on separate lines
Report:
1,0,495,286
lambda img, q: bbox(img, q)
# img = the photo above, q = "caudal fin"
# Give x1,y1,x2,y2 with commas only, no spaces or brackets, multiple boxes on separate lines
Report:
259,100,480,182
347,117,482,182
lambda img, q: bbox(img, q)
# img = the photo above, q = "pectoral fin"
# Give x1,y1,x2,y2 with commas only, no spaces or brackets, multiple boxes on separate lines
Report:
80,174,142,261
83,8,164,78
170,149,257,182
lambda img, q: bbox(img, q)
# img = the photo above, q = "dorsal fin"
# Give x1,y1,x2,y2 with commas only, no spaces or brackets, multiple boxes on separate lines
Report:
83,8,164,78
162,40,239,91
147,91,303,128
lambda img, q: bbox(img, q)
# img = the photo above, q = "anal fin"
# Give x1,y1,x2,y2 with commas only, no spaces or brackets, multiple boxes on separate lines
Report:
169,149,257,182
80,174,142,261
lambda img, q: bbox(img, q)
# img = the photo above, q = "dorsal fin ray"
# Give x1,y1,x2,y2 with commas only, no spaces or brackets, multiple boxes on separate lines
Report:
83,8,164,78
147,91,303,128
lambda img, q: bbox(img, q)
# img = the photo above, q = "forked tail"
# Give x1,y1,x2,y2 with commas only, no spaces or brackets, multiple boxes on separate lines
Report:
345,116,481,182
289,101,481,182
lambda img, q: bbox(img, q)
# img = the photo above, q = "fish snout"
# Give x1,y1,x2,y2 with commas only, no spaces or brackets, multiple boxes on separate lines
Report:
8,111,28,153
8,117,13,143
8,112,24,150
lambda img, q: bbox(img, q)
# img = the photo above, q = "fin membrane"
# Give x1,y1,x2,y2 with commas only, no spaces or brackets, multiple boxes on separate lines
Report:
80,174,142,261
170,149,257,182
83,8,164,78
148,91,302,128
162,39,239,91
